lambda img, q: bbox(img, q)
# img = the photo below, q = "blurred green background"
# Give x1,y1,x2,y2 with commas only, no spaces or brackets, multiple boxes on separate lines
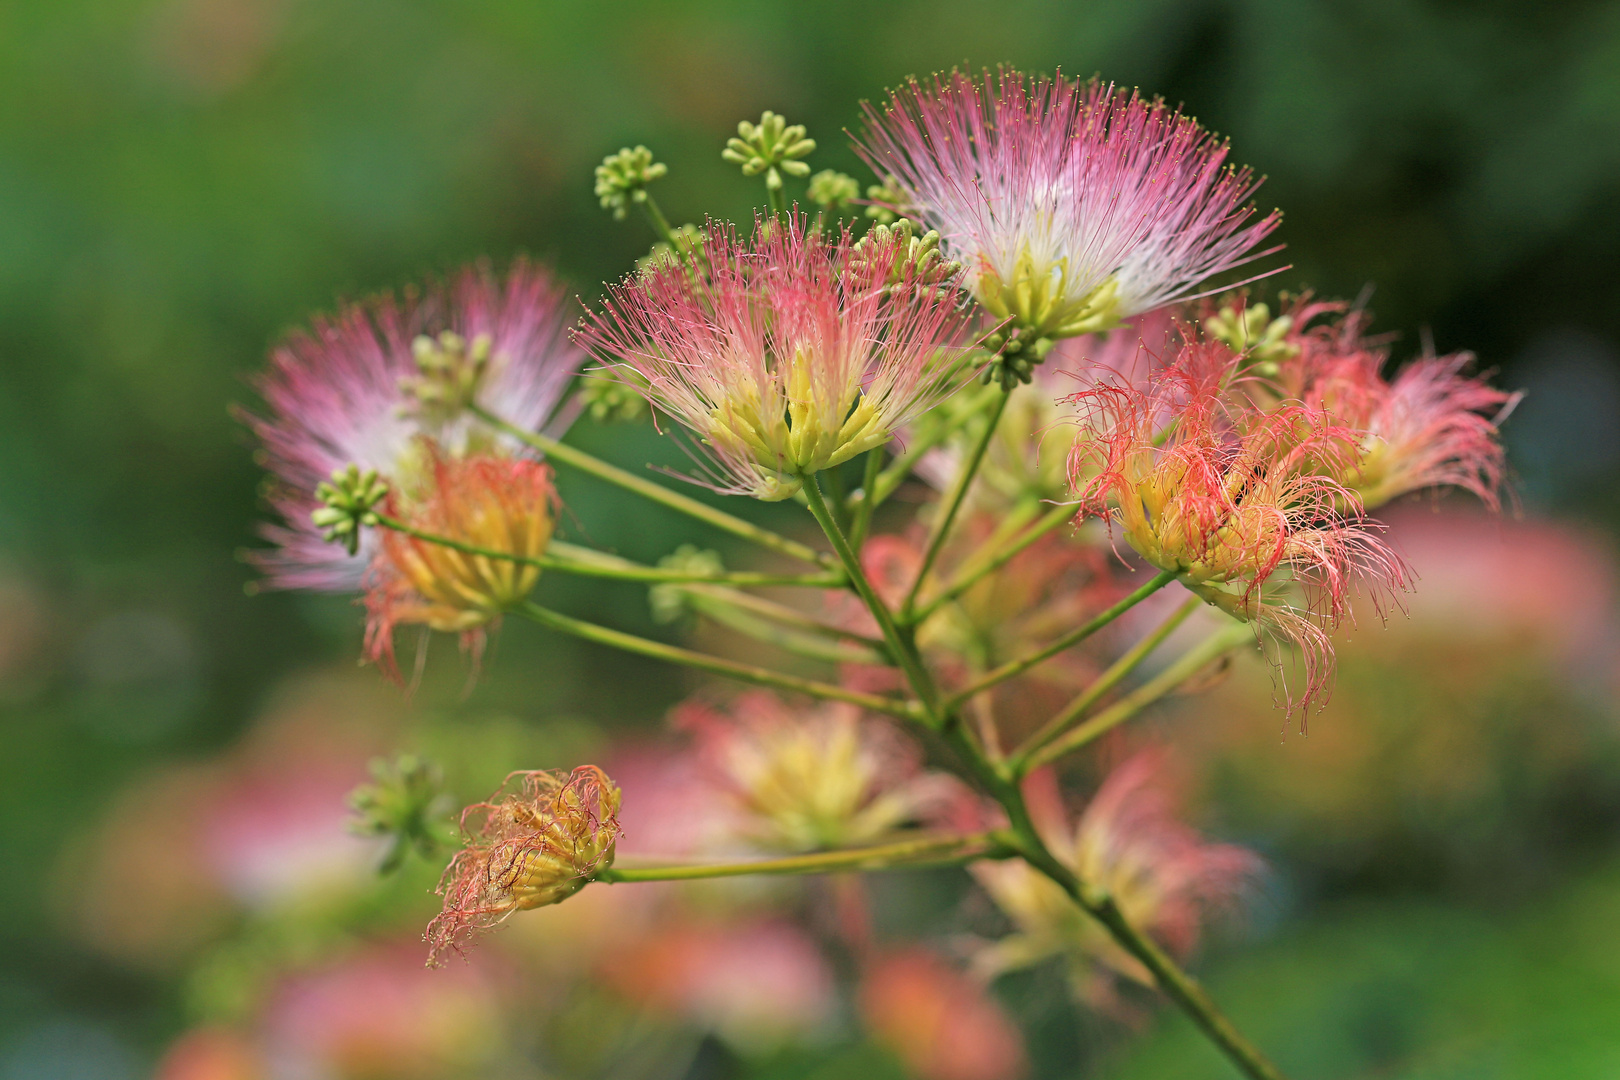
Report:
3,1,1620,1077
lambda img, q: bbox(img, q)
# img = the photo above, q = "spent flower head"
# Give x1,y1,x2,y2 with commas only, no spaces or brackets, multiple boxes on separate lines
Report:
363,445,557,679
1068,337,1409,707
427,766,622,963
856,70,1281,348
578,214,976,501
722,111,816,192
595,145,669,220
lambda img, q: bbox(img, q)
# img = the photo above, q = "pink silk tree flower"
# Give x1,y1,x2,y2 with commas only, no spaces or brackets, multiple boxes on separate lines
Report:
362,446,557,680
971,751,1261,1014
859,948,1029,1080
427,767,622,964
1068,338,1408,707
577,215,975,501
1234,300,1521,511
672,691,964,854
243,259,584,593
854,70,1281,345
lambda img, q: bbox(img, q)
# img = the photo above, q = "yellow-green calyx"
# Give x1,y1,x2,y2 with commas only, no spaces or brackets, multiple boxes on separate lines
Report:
707,354,890,501
1205,302,1298,373
976,250,1126,342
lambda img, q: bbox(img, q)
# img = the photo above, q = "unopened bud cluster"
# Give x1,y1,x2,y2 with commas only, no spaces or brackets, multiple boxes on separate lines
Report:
595,145,668,220
721,111,815,192
311,464,389,555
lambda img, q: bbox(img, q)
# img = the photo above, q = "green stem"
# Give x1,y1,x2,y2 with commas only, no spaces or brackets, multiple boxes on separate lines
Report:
673,583,887,650
1023,620,1252,771
1000,815,1286,1080
518,602,920,722
801,474,942,719
372,516,837,588
682,591,888,666
847,448,884,552
942,570,1177,711
473,406,832,569
912,501,1074,622
1013,595,1201,768
869,384,994,510
638,193,680,252
597,831,1006,883
903,388,1011,618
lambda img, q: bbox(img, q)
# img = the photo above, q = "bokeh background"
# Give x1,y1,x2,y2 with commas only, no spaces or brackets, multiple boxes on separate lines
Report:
3,1,1620,1077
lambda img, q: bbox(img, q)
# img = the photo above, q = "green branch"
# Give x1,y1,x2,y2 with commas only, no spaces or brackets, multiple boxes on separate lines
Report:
942,570,1177,711
597,831,1007,883
473,405,832,569
518,602,920,721
902,387,1011,618
1013,595,1201,767
1022,620,1253,771
912,501,1075,622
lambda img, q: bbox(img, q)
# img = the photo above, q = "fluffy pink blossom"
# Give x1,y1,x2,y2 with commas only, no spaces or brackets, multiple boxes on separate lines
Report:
243,260,583,592
855,70,1281,340
1067,338,1408,707
577,215,974,501
972,750,1260,1012
1264,302,1520,510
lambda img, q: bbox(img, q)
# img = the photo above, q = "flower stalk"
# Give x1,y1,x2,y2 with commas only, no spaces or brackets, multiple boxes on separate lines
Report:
597,831,1009,883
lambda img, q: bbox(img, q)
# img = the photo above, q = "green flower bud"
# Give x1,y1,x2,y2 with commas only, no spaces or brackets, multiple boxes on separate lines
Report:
853,217,959,286
864,178,909,224
807,169,860,213
721,111,815,192
595,145,669,220
399,330,492,425
1205,301,1298,373
577,365,651,424
348,753,456,874
649,544,724,624
311,464,389,555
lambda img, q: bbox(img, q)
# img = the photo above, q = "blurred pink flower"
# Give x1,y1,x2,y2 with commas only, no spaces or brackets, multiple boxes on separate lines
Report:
152,1026,263,1080
859,948,1027,1080
601,918,835,1053
972,750,1260,1013
243,259,582,592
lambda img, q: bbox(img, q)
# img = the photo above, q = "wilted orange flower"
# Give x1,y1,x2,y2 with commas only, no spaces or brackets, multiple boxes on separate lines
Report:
363,444,556,678
427,766,621,964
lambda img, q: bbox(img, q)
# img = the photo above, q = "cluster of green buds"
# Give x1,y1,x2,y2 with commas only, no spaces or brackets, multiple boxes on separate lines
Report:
311,464,388,555
577,364,652,423
399,330,492,425
649,544,726,624
635,222,703,275
981,326,1059,389
594,145,669,221
348,753,457,874
807,169,860,216
722,111,815,193
853,218,957,286
1205,301,1299,374
863,177,909,224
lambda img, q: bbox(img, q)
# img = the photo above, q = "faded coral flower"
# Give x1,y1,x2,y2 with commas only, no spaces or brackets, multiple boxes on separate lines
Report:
1226,298,1521,511
859,948,1028,1080
578,214,974,501
1068,337,1408,706
242,259,582,593
363,446,556,678
972,751,1260,1012
427,766,621,963
856,70,1281,348
674,691,962,853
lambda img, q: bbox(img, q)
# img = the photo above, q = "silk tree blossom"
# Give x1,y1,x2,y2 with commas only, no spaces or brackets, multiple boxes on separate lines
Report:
243,259,584,592
1068,339,1409,706
1226,299,1521,511
363,446,557,680
428,767,622,964
971,752,1260,1011
577,215,975,501
855,70,1281,348
673,691,963,853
